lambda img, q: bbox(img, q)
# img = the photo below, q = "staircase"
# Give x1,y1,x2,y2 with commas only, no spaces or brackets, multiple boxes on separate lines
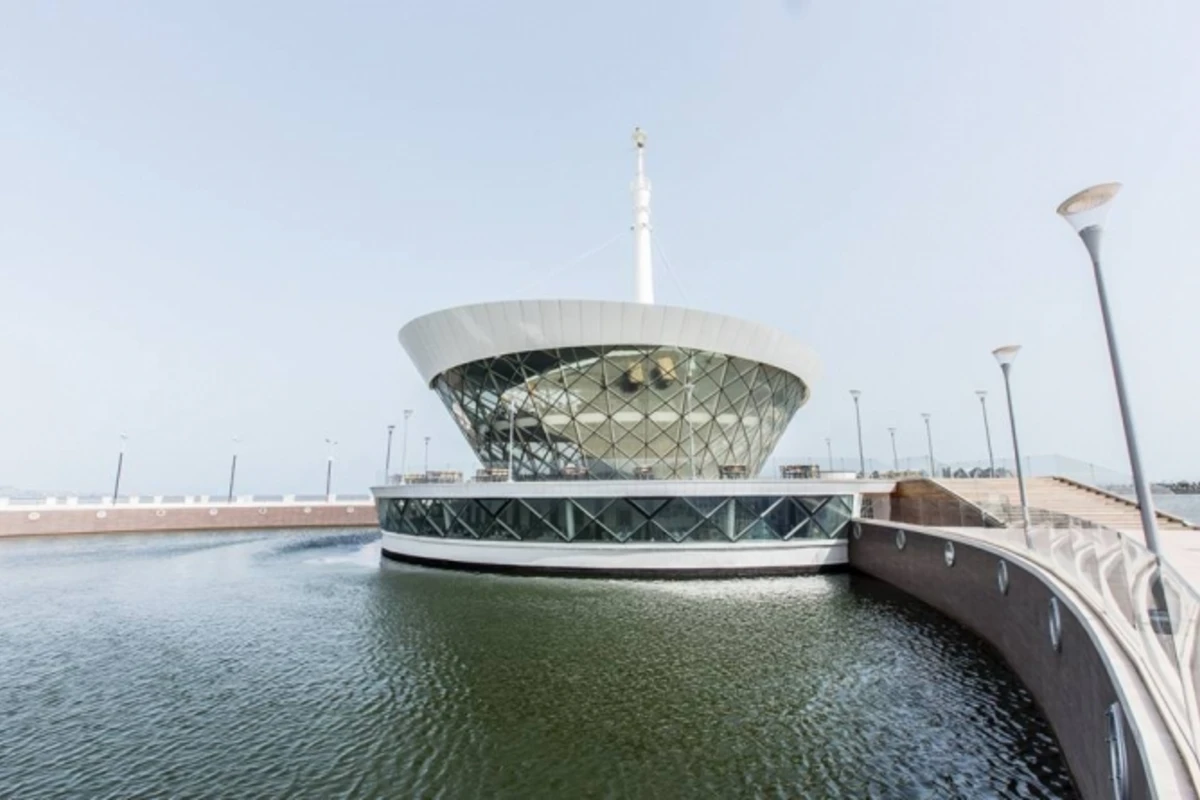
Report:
939,476,1195,533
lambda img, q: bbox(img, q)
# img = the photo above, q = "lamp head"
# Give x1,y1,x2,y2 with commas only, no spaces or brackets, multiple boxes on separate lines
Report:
1057,182,1121,233
975,389,987,399
849,389,861,400
992,345,1021,368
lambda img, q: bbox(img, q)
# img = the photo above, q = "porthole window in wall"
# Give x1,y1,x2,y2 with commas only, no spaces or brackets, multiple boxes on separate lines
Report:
1048,597,1063,652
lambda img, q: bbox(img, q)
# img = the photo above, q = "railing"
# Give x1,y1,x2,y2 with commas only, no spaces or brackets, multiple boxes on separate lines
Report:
868,498,1200,774
0,494,374,507
1022,522,1200,775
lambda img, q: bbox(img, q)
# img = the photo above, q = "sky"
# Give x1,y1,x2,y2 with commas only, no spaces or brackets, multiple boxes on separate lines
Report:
2,0,1199,495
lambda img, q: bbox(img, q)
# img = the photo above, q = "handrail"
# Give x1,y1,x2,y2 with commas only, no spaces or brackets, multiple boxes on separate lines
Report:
1023,523,1200,785
1051,475,1199,530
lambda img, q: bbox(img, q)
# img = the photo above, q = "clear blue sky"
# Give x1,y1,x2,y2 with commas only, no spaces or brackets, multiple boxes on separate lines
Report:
3,1,1199,494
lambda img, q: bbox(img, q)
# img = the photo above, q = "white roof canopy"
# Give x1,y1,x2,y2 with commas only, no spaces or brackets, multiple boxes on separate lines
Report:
398,300,821,388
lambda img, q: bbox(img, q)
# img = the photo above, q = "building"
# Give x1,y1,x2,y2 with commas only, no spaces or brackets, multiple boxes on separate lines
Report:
374,130,888,575
398,300,816,481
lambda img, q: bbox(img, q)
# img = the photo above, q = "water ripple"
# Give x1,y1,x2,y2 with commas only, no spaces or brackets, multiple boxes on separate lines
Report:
0,531,1075,798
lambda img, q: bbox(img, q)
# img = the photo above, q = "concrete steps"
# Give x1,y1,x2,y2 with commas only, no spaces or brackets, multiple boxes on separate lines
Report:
938,476,1195,534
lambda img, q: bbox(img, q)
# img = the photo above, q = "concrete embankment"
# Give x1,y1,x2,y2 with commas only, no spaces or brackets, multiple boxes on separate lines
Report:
851,521,1196,800
0,500,378,537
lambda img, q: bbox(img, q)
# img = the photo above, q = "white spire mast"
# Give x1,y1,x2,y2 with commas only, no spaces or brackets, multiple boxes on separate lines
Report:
632,127,654,304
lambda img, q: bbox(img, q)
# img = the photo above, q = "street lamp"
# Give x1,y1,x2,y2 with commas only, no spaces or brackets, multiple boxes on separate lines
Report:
384,424,396,483
1057,183,1162,556
887,427,898,472
849,390,865,477
227,437,240,503
400,409,413,483
112,433,128,504
824,437,833,473
921,414,935,477
324,438,337,499
423,436,431,476
993,346,1031,534
976,390,996,477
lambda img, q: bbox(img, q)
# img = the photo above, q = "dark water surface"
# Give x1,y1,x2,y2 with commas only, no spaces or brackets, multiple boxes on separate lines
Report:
0,530,1076,798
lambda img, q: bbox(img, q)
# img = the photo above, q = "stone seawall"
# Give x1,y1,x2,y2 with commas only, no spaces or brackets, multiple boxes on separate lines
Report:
0,502,379,537
850,521,1157,800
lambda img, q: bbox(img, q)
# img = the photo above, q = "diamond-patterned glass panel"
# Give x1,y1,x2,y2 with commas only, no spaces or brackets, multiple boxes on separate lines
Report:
381,494,852,543
812,496,853,538
764,498,812,540
431,345,806,480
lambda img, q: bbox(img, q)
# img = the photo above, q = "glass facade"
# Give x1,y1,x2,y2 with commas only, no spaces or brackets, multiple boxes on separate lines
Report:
379,494,853,543
432,345,808,480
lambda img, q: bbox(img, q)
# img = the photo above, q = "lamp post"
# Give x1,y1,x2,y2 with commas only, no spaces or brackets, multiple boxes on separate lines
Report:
1057,183,1162,556
921,414,935,477
324,438,337,499
824,437,833,473
887,427,898,472
849,390,865,477
112,433,128,504
993,346,1031,534
400,409,413,483
227,437,239,503
384,424,396,483
976,390,996,477
423,436,431,476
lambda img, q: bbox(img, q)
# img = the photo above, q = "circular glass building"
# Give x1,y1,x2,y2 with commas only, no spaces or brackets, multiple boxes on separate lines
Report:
399,300,818,481
372,129,884,576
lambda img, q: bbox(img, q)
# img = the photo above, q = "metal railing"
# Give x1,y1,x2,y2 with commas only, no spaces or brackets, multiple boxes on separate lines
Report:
0,494,374,508
1021,522,1200,775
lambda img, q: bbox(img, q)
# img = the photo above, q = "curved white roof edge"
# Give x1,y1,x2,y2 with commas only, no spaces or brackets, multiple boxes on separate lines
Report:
398,299,821,388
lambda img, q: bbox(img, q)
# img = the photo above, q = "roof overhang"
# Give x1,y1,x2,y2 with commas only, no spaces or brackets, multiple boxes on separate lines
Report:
398,300,821,388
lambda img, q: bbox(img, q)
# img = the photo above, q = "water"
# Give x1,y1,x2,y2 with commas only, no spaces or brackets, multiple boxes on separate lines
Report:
1153,493,1200,525
0,530,1076,798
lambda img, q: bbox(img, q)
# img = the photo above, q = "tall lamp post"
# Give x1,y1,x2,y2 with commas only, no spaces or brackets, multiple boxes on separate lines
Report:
227,437,239,503
112,433,128,504
1057,183,1162,556
976,390,996,477
887,427,898,472
921,413,935,477
824,437,833,473
324,438,337,499
849,390,865,477
384,424,396,483
400,409,413,483
423,436,431,476
993,346,1031,535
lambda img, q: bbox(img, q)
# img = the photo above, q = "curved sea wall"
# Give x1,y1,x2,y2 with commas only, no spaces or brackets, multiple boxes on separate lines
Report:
850,521,1194,800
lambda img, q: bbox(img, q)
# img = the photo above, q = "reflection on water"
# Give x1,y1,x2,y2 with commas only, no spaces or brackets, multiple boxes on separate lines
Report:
0,530,1075,798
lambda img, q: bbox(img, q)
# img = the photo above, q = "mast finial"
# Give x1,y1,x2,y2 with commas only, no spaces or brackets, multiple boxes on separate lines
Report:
632,127,654,304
